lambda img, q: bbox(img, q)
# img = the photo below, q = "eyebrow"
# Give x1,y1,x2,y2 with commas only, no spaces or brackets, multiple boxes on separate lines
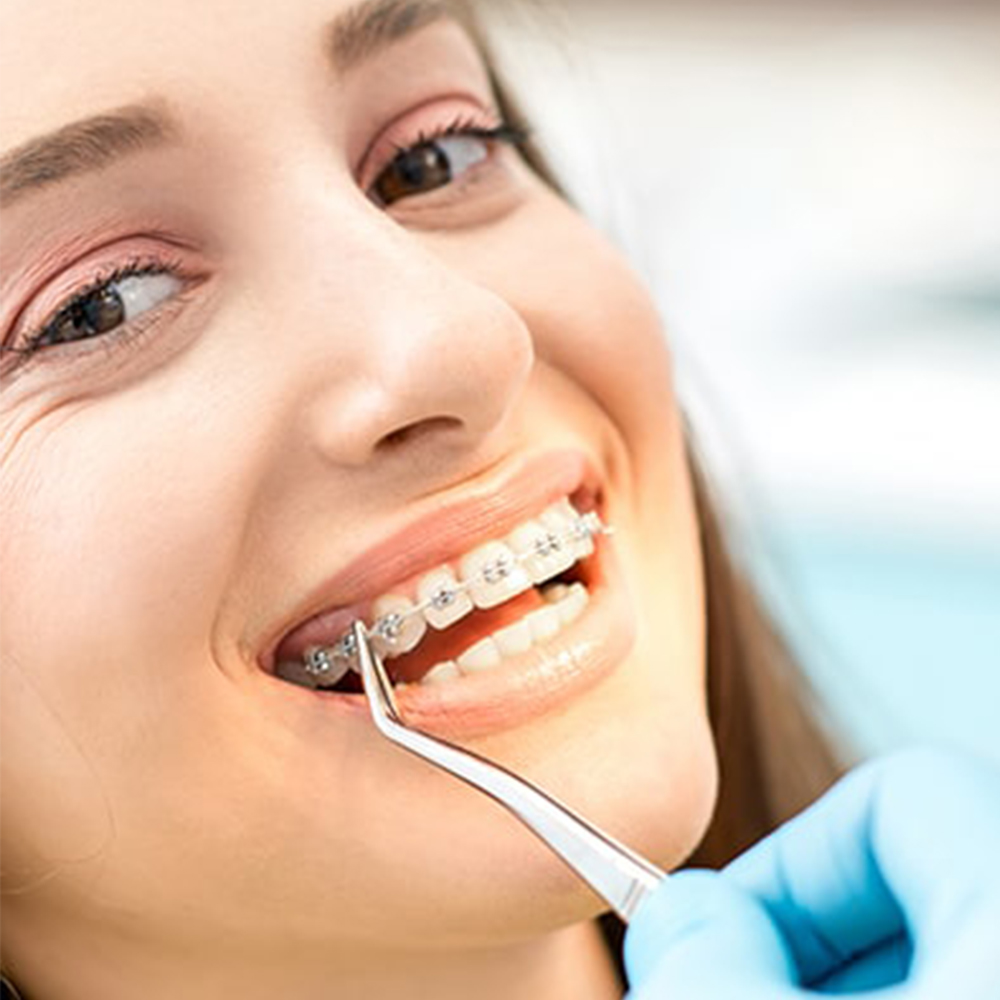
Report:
0,104,176,208
327,0,453,73
0,0,456,209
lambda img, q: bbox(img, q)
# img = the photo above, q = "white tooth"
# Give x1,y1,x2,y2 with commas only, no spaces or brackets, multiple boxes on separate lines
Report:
525,605,562,642
493,619,533,657
556,582,589,625
541,501,577,542
542,582,570,604
457,636,503,672
421,661,461,686
416,567,474,630
460,541,531,610
542,501,591,567
371,594,426,657
508,519,576,584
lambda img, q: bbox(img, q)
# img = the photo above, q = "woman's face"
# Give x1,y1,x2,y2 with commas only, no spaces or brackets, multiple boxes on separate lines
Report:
1,0,715,981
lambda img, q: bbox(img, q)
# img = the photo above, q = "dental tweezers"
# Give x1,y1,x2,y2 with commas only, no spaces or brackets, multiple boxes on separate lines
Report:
352,622,666,923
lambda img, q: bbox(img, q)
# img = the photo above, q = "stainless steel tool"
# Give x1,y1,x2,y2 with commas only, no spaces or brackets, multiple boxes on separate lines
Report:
352,622,666,923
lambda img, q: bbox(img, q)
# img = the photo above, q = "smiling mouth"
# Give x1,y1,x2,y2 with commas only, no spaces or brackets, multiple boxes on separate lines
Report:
271,496,609,696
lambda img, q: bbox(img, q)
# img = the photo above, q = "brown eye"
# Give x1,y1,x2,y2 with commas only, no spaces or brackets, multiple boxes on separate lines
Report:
40,287,126,348
372,134,490,207
375,143,451,205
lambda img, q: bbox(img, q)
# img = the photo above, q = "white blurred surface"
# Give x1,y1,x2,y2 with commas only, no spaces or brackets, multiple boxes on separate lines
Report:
487,1,1000,762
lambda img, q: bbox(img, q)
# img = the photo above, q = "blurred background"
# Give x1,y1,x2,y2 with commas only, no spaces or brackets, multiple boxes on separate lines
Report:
487,0,1000,764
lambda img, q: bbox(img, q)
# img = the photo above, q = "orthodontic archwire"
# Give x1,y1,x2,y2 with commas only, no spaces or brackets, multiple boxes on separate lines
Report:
301,510,612,681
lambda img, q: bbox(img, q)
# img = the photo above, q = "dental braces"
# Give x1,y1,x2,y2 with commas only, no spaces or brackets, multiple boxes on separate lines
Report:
302,510,611,680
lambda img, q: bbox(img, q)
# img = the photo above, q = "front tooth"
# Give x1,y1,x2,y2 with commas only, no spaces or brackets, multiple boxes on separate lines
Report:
542,500,593,565
540,501,580,548
422,661,461,686
555,582,589,625
508,519,576,584
493,619,533,657
525,605,562,642
460,541,531,610
371,595,426,658
457,636,503,672
416,567,474,630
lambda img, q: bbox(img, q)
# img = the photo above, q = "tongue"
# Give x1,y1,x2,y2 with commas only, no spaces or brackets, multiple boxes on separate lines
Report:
388,588,546,684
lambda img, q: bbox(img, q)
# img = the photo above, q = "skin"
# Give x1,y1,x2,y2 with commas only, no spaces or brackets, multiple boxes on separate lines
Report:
0,1,718,997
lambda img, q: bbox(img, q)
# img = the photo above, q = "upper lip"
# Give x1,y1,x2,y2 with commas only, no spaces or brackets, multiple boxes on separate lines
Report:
257,448,604,672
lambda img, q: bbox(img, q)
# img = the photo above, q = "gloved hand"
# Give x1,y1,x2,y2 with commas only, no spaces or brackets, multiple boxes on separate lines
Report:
624,748,1000,998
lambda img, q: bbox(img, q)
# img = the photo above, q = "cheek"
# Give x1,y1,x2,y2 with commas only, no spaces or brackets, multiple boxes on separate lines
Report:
0,386,256,849
0,394,337,924
3,410,227,674
0,660,115,888
448,190,678,452
539,254,675,441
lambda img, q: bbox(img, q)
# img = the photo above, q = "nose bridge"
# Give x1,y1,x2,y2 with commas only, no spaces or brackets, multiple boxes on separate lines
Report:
277,205,533,467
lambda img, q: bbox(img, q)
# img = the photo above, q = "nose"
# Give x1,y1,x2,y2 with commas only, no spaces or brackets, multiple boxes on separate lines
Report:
274,213,534,469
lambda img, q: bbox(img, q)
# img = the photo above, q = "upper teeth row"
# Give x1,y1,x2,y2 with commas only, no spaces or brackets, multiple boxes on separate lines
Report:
299,500,609,680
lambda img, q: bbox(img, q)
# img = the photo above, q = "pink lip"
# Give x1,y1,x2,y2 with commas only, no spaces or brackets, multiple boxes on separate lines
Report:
257,449,604,672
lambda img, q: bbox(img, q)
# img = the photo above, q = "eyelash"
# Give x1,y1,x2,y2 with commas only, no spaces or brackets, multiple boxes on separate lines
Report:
2,114,530,371
386,115,527,172
402,112,523,146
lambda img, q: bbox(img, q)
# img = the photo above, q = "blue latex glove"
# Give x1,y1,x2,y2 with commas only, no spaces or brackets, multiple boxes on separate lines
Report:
625,748,1000,998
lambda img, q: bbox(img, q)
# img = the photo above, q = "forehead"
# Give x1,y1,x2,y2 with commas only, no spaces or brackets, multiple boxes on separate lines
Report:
0,0,474,152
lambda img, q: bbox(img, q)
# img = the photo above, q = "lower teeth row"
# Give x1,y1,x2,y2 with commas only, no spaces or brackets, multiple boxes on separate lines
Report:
414,581,589,689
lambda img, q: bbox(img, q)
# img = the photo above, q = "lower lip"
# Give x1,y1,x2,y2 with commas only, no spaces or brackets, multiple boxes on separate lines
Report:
268,539,636,740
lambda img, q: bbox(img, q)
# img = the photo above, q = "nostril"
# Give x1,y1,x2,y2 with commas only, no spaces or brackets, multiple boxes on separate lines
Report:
377,416,464,452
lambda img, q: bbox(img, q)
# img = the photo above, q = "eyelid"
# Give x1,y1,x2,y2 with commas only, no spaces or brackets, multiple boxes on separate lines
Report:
357,96,502,193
